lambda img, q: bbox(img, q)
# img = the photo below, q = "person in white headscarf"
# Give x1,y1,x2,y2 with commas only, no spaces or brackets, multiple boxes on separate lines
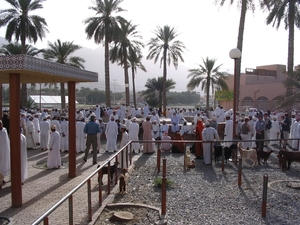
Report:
270,116,281,146
26,116,36,149
76,117,86,153
60,116,69,152
0,120,10,183
47,125,61,169
224,114,233,148
33,114,40,146
152,120,160,139
20,132,28,184
120,124,129,168
40,117,50,151
202,121,219,165
129,117,140,153
105,116,118,152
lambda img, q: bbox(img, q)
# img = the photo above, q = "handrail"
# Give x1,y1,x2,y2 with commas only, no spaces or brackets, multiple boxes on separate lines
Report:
32,136,296,224
32,141,132,225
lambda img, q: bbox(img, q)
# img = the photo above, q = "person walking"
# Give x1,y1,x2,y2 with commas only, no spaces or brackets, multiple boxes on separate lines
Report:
83,115,100,165
128,117,140,153
202,121,219,165
142,116,154,153
47,125,61,169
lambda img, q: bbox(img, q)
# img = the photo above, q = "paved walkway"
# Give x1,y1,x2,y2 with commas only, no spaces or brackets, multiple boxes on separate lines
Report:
0,146,129,225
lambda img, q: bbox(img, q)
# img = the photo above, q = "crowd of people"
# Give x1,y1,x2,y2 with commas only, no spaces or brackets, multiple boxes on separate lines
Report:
0,103,298,186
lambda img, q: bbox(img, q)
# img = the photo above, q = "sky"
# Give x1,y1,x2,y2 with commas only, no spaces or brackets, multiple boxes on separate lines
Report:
1,0,300,92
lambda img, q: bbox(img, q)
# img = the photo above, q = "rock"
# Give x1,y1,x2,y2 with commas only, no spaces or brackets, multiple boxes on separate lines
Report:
110,211,134,222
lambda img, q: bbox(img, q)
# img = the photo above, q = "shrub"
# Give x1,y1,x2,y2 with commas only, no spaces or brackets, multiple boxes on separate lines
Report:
153,177,173,187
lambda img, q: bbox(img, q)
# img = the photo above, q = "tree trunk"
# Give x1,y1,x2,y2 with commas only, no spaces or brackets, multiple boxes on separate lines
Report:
21,35,27,108
162,47,167,116
104,37,111,107
123,50,130,106
236,0,247,112
206,76,210,111
0,84,2,119
132,67,136,108
60,82,66,110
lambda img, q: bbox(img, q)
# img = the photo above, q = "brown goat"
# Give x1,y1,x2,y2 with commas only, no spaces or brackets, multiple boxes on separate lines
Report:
278,150,300,170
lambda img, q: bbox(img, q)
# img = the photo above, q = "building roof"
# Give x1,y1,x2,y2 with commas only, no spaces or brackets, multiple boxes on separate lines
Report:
30,95,78,104
0,55,98,83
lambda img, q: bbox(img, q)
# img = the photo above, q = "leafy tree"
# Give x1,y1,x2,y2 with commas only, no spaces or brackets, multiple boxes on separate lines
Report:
141,77,176,108
0,0,48,107
110,20,144,105
0,42,43,55
261,1,300,77
43,39,85,110
187,57,228,111
146,25,185,115
84,0,126,107
275,67,300,109
86,90,106,104
127,44,146,108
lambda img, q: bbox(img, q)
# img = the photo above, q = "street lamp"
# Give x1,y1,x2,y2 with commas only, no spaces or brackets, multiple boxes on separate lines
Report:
229,48,241,143
113,79,116,105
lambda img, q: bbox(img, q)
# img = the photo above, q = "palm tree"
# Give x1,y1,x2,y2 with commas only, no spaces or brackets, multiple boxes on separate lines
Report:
83,0,126,107
110,20,144,106
0,0,48,107
128,53,146,108
261,0,300,77
186,57,229,111
141,77,176,108
146,25,185,116
43,39,85,110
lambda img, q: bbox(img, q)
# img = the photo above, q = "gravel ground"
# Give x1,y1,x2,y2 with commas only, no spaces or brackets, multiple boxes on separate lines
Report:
95,145,300,225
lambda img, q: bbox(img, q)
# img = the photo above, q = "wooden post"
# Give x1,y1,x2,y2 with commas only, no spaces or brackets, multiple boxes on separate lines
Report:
161,158,167,215
262,174,268,217
157,148,161,173
68,81,76,178
10,73,22,207
238,156,242,187
221,146,225,171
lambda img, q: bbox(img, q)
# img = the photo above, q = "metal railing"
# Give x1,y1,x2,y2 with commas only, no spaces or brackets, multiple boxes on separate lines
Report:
32,136,297,225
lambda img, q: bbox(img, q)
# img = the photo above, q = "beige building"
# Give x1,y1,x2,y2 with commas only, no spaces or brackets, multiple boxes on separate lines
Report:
219,64,287,112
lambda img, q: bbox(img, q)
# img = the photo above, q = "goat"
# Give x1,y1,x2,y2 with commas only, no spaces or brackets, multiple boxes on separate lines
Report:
257,150,274,165
214,145,232,164
278,150,300,170
98,162,119,185
119,168,128,194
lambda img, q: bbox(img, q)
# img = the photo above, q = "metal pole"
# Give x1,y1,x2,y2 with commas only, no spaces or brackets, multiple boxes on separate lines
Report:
157,147,161,173
107,161,111,194
238,156,242,187
262,174,268,217
39,83,42,111
233,58,237,148
68,195,73,225
87,179,92,222
98,170,102,207
161,158,167,215
221,146,225,171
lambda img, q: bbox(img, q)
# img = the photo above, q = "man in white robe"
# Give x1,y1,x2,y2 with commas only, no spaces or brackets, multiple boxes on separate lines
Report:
0,120,10,182
120,104,126,120
161,132,172,152
120,125,129,168
51,116,61,134
152,120,160,140
150,111,160,124
105,116,118,152
224,115,233,147
33,114,40,146
202,121,219,165
270,116,281,146
60,117,69,152
291,117,300,149
143,104,149,118
180,121,190,136
129,118,140,153
47,125,61,169
40,117,50,151
21,133,28,184
95,105,101,120
160,120,169,138
26,116,36,149
20,113,27,136
76,118,86,153
171,112,179,133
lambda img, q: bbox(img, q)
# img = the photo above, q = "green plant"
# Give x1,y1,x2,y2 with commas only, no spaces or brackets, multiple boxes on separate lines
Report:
153,177,173,187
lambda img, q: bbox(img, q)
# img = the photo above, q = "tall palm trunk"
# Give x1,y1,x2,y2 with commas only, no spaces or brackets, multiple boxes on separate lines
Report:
206,76,210,111
123,48,130,105
236,0,247,112
104,35,111,107
60,82,66,110
162,46,167,116
131,67,137,108
21,34,27,108
287,2,295,76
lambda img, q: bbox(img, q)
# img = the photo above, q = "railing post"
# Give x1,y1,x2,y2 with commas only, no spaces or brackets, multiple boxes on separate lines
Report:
161,158,167,215
43,217,49,225
87,179,92,222
128,145,132,166
221,146,225,171
262,174,268,217
157,147,161,173
68,195,73,225
98,169,102,206
115,155,118,184
238,156,242,187
107,161,111,194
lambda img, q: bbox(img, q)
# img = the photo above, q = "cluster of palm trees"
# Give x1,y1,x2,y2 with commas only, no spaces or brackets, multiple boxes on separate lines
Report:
1,0,300,111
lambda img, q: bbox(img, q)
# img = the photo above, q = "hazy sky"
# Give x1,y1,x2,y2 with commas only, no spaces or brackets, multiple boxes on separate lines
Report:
1,0,300,91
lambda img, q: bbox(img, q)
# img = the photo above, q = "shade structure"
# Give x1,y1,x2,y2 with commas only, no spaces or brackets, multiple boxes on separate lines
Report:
0,54,98,207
